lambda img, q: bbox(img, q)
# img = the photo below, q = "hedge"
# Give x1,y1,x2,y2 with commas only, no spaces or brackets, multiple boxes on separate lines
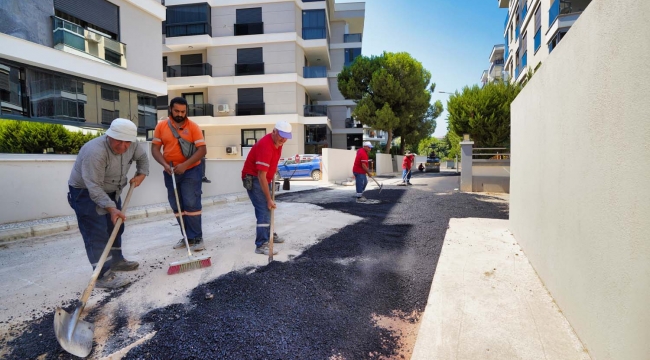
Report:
0,120,102,154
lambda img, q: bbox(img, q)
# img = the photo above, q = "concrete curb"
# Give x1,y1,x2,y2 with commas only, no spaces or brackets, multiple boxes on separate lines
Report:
0,192,250,243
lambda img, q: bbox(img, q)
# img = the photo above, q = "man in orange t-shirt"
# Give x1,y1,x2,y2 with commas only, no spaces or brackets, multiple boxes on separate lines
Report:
152,97,207,251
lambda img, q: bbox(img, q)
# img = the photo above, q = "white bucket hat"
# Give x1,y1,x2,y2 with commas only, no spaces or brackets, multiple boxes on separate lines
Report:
363,141,373,148
275,121,292,139
105,118,137,142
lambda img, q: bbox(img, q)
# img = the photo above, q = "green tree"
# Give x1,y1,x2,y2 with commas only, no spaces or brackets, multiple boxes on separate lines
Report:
418,136,450,159
446,81,521,148
338,51,438,154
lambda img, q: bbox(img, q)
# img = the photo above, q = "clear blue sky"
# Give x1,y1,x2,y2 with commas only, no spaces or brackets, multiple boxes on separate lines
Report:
339,0,506,137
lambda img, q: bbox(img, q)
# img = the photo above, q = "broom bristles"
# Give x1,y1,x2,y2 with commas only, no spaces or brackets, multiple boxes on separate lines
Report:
167,256,212,275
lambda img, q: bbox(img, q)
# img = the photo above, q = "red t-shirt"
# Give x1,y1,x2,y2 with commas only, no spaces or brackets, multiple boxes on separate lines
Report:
353,148,369,174
241,133,282,182
402,154,415,169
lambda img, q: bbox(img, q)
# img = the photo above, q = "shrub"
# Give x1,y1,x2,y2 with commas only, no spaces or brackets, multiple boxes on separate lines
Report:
0,120,101,154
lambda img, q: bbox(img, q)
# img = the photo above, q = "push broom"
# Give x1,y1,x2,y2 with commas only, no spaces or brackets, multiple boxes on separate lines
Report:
167,163,211,275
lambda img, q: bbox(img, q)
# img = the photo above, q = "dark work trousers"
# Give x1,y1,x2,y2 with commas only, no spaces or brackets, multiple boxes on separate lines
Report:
201,157,207,178
163,165,203,239
245,177,272,248
68,186,125,278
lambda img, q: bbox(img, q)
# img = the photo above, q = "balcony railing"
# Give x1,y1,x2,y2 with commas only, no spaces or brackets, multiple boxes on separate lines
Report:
187,103,214,117
236,103,265,116
515,25,520,40
303,27,327,40
304,105,328,117
534,29,541,52
344,33,362,43
166,22,211,38
303,66,327,78
522,51,527,68
234,22,264,36
166,63,212,77
493,58,504,65
52,16,127,68
345,118,362,128
235,63,264,76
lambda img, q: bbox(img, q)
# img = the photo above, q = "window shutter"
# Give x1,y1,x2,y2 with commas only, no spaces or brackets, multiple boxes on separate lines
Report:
237,88,263,104
181,54,203,65
237,48,263,64
236,8,262,24
535,7,541,30
54,0,119,37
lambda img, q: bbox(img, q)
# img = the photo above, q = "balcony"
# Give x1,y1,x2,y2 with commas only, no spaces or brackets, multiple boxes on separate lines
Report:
236,103,265,116
234,22,264,36
302,27,327,40
345,118,362,128
303,66,327,78
534,29,541,52
304,105,328,117
187,103,214,117
344,33,362,43
166,22,211,38
52,16,127,68
235,63,264,76
166,63,212,77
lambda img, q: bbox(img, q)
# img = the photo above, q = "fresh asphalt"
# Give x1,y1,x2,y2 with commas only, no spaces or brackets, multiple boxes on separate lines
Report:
2,171,510,359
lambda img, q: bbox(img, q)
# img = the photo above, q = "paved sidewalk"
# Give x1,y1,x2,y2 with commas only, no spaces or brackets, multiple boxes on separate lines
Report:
411,218,590,360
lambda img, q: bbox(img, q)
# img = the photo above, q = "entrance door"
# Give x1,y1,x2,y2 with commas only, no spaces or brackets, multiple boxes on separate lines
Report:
183,92,204,116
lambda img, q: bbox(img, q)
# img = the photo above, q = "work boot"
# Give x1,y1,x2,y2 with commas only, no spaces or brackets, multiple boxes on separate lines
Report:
356,196,367,203
407,182,413,186
202,177,212,183
272,232,284,243
255,243,278,255
111,259,139,272
96,271,130,289
191,237,205,252
173,238,194,250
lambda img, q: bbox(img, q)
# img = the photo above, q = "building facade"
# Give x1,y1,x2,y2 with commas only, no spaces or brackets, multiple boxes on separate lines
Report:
0,0,167,136
500,0,592,84
160,0,365,159
480,44,505,86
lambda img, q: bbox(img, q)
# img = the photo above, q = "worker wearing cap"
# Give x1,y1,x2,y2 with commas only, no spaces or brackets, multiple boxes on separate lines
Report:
67,118,149,289
151,97,208,252
241,121,292,255
353,141,373,203
401,151,416,185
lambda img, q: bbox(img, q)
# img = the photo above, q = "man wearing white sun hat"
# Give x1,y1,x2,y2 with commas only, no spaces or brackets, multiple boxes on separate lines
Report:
241,121,292,255
67,118,149,289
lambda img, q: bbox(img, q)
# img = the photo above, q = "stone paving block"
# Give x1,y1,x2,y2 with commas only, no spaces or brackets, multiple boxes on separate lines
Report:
128,209,148,220
32,222,69,237
146,207,168,217
0,227,33,242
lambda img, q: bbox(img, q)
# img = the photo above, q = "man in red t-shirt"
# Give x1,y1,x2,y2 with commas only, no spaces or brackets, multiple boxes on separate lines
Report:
241,121,292,255
401,152,416,185
152,97,207,252
352,141,373,202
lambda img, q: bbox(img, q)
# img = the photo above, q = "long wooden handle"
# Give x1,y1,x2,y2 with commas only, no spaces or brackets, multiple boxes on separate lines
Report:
79,185,135,306
268,180,276,263
170,164,192,257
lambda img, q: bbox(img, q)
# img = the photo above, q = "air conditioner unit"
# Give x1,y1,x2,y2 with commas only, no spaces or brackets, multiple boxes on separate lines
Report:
86,32,101,42
225,146,238,155
217,104,229,113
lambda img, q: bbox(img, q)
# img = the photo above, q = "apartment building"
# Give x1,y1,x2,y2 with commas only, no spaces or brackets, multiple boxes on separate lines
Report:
0,0,167,137
500,0,592,83
480,44,505,86
160,0,365,159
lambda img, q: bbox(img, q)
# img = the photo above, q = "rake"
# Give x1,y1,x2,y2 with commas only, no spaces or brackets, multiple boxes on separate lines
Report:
167,163,211,275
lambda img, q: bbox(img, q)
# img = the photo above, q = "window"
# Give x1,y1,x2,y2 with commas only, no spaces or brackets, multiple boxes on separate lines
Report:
241,128,266,147
305,124,330,155
344,48,361,66
236,88,264,116
53,0,119,40
101,109,119,125
137,95,156,130
302,10,327,40
0,62,27,116
534,6,542,53
165,3,211,37
101,87,119,101
236,48,264,76
163,56,167,72
181,54,202,65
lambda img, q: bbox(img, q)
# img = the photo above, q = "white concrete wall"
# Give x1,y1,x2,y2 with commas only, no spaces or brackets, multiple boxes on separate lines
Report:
509,1,650,359
0,149,245,224
211,2,297,37
375,153,393,175
321,148,355,182
207,42,297,77
115,0,163,80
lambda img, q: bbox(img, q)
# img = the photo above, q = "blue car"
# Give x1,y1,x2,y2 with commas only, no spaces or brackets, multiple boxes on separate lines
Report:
276,154,321,181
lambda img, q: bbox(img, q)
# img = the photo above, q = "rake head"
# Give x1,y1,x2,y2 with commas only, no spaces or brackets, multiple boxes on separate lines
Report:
167,256,212,275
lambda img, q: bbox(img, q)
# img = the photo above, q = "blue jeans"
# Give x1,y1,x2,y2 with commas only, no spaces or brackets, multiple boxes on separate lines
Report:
163,165,203,239
68,186,124,278
402,169,412,182
246,177,271,248
353,172,368,197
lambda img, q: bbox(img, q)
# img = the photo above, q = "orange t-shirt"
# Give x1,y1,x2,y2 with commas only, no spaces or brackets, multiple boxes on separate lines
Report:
152,118,205,169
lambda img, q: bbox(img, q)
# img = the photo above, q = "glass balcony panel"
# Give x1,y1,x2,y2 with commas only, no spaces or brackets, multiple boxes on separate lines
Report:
302,27,326,40
52,16,126,68
166,63,212,77
187,103,214,117
344,33,362,43
534,29,541,52
166,22,211,37
303,66,327,78
549,0,560,26
235,63,264,76
234,22,264,36
304,105,328,117
236,103,265,116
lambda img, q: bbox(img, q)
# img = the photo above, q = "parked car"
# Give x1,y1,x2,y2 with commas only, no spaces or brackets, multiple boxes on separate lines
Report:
276,154,322,181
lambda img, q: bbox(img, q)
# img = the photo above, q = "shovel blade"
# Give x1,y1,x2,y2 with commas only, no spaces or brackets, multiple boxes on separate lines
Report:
54,307,95,358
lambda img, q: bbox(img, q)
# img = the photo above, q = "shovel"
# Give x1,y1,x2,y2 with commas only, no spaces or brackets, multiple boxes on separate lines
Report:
54,184,135,357
368,173,384,194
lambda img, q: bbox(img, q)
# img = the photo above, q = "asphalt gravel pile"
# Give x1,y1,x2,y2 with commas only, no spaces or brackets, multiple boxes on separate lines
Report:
3,178,509,359
124,186,508,359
